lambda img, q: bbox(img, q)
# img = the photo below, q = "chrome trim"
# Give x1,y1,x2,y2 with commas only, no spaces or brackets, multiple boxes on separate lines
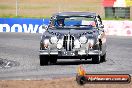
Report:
39,50,102,55
63,35,74,51
70,35,72,50
39,50,58,55
50,52,58,54
67,34,70,51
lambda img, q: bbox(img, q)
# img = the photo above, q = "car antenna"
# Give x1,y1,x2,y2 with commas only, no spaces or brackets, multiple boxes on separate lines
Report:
42,18,46,31
42,18,44,28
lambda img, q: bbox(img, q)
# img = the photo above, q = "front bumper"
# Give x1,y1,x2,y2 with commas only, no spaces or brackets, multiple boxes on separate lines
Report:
39,49,102,56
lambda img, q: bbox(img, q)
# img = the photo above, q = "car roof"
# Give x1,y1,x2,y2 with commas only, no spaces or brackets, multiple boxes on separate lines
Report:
53,12,97,17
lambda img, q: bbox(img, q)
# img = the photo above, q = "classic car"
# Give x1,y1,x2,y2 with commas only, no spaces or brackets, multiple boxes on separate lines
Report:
39,12,107,65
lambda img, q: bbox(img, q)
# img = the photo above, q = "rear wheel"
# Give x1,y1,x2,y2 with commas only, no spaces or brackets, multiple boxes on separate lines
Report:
100,53,106,62
39,55,49,66
92,55,100,64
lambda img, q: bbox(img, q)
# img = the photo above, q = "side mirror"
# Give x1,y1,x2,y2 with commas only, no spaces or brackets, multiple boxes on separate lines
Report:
99,24,104,28
42,25,48,30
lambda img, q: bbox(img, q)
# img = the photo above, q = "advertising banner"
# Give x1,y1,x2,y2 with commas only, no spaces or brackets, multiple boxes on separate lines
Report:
103,21,132,36
0,18,132,36
0,18,49,33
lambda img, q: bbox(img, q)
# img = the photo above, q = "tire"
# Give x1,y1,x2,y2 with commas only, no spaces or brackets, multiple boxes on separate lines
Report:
49,56,57,64
92,55,100,64
39,55,49,66
100,53,106,62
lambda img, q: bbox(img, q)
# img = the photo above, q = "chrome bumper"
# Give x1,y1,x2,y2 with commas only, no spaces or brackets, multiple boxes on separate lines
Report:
39,50,102,56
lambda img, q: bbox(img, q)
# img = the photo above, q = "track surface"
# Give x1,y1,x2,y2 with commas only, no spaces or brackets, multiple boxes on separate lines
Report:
0,32,132,80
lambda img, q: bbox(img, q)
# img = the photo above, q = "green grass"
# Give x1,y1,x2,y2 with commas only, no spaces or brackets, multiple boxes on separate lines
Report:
19,5,51,9
102,18,132,20
1,14,131,20
0,0,131,20
0,5,15,9
0,14,50,18
0,0,104,18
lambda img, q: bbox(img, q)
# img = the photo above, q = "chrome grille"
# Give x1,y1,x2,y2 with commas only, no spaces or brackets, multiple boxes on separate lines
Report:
63,35,74,51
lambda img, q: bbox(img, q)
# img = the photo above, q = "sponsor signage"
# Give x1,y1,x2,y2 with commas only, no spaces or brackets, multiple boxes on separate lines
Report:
76,65,131,85
0,18,49,33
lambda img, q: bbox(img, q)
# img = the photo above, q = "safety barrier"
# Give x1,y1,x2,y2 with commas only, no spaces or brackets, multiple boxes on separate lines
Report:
103,21,132,36
0,18,132,36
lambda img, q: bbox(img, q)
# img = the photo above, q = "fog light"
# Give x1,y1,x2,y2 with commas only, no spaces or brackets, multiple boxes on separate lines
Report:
74,39,80,48
79,36,87,44
57,43,62,49
44,44,48,48
88,39,94,48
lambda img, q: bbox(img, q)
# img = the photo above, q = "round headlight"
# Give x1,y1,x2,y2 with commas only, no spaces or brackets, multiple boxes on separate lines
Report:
43,39,49,44
88,39,94,47
57,43,62,49
50,36,58,44
74,39,80,48
79,36,87,44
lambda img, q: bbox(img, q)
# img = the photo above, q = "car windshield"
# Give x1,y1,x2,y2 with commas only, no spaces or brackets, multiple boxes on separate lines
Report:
51,16,96,28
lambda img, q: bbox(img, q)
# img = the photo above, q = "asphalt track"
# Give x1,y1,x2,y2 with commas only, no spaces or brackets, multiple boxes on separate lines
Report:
0,32,132,80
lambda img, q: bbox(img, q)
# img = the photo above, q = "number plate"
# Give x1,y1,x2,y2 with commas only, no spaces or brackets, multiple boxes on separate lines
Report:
58,51,78,56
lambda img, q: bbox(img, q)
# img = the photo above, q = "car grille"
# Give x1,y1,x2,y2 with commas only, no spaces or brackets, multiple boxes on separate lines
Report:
63,35,74,51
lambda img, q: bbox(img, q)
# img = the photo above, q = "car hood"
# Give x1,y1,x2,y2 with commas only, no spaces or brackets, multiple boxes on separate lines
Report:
47,28,98,37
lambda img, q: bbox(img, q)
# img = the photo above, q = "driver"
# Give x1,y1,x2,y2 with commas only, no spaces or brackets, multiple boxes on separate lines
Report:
57,19,64,27
91,21,96,27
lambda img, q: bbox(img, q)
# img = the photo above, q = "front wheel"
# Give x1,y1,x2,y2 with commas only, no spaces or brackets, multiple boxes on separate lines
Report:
49,56,57,64
92,55,100,64
39,55,49,66
100,53,106,62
